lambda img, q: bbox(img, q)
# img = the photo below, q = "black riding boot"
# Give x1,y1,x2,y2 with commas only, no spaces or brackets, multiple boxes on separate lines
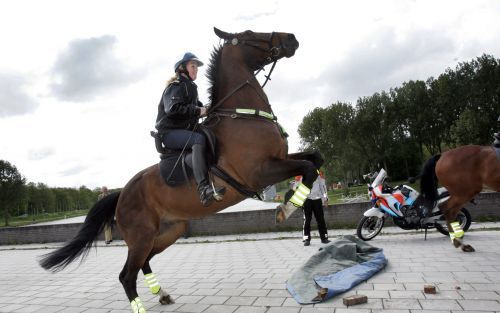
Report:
192,144,225,206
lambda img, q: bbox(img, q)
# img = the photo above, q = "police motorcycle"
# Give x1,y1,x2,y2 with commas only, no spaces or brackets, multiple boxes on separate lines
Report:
356,169,472,241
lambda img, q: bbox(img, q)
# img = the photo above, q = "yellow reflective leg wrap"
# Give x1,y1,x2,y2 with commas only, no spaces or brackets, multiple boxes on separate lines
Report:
451,221,464,238
290,183,311,207
144,273,161,294
131,297,147,313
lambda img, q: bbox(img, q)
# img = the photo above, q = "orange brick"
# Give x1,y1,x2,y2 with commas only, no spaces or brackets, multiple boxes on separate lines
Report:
424,284,437,294
343,295,368,306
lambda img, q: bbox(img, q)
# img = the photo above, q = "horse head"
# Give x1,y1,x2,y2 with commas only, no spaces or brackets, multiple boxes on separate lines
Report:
214,27,299,70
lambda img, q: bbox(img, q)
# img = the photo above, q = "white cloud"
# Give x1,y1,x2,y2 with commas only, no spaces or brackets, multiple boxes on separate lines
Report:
0,72,38,117
27,146,56,161
50,35,147,102
318,27,457,102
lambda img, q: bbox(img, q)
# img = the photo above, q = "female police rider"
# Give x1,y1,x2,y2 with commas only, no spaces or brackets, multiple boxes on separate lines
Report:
155,52,225,206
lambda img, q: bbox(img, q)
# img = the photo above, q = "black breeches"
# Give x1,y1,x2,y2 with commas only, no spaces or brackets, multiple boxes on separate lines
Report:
162,129,206,149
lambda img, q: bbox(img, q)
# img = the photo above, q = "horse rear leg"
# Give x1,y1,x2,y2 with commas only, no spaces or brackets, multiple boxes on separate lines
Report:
141,221,188,305
441,196,475,252
120,232,155,313
142,261,174,305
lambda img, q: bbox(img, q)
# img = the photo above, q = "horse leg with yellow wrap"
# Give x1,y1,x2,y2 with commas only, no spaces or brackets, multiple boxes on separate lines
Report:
142,263,173,304
137,221,187,305
119,218,187,312
271,151,324,223
440,196,475,252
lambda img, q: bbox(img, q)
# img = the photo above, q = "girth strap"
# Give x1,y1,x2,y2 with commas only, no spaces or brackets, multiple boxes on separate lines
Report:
210,165,262,200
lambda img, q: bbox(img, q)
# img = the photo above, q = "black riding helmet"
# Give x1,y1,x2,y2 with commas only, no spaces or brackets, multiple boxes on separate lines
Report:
174,52,204,73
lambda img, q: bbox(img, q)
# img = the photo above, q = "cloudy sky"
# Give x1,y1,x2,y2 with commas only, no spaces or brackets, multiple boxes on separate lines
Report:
1,0,499,189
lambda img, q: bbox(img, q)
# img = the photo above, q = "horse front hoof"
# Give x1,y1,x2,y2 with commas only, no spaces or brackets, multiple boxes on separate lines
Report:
461,244,475,252
452,238,461,248
275,205,285,224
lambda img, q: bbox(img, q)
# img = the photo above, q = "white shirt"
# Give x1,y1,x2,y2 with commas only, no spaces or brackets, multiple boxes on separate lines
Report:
308,176,328,201
294,176,328,201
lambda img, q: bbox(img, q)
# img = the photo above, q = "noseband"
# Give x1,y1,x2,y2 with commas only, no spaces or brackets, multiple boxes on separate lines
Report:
225,31,283,63
224,32,283,87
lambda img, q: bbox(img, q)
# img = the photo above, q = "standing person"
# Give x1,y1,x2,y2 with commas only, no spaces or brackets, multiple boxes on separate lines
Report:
99,186,113,244
301,171,330,246
154,52,225,206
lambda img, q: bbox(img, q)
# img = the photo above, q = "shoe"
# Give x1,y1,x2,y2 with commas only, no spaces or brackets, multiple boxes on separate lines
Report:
105,241,111,245
303,240,310,246
321,239,330,244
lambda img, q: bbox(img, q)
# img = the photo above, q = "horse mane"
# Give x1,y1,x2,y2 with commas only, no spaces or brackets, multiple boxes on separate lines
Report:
206,44,223,105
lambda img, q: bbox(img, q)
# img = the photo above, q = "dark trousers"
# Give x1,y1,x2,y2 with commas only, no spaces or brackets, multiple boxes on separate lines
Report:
161,129,207,184
302,198,328,241
161,129,206,149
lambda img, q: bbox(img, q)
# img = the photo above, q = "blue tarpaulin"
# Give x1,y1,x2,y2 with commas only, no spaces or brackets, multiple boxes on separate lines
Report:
287,235,387,304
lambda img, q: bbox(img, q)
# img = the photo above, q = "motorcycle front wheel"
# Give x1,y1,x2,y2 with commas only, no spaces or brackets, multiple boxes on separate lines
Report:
435,207,472,236
356,216,385,241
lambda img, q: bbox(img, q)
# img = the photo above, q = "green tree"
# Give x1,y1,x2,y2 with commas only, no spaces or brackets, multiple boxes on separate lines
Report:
36,183,56,213
298,102,357,184
351,93,393,174
448,55,500,145
0,160,26,226
77,185,95,210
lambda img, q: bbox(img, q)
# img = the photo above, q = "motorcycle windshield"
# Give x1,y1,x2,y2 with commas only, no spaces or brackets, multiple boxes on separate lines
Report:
371,169,387,188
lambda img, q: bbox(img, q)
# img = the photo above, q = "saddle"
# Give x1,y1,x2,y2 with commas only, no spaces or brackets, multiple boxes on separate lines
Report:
150,126,217,186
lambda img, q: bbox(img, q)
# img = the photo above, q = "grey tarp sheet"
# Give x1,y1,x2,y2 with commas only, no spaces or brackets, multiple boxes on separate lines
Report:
287,235,387,304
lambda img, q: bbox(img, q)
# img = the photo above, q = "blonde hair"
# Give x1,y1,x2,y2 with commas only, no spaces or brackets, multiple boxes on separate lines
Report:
166,63,186,85
166,73,179,85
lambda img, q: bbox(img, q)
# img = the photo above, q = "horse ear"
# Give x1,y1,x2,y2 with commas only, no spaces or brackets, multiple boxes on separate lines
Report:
214,27,231,40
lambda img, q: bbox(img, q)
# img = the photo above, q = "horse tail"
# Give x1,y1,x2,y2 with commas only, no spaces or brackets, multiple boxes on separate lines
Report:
420,154,441,203
39,191,120,272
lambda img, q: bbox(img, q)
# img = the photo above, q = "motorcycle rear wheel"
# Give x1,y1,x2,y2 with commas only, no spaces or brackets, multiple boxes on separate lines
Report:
356,216,385,241
435,207,472,236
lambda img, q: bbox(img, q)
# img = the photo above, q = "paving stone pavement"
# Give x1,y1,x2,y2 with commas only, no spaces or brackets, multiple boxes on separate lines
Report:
1,227,500,313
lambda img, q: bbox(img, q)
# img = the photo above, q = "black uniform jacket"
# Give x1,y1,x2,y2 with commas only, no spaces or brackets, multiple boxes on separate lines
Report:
155,75,202,132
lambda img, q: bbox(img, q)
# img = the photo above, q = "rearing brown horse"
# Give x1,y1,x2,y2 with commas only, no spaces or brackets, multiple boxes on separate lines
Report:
39,28,322,313
420,145,500,252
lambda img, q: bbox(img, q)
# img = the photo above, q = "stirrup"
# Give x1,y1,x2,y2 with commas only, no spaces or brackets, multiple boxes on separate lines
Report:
199,184,226,207
211,181,224,201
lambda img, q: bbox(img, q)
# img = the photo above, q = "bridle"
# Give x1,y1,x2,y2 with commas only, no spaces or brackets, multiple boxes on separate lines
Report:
233,32,283,63
226,31,283,87
208,31,284,114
